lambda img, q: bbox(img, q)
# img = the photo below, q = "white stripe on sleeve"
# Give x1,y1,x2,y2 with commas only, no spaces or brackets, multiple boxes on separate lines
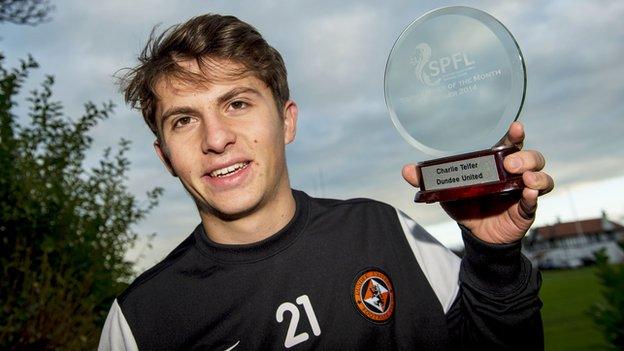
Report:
396,209,461,313
98,299,139,351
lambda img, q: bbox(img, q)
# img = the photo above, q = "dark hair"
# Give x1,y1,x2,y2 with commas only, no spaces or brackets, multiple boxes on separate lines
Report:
119,14,290,136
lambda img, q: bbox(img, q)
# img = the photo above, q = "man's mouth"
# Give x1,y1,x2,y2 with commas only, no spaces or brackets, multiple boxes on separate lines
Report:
208,161,251,178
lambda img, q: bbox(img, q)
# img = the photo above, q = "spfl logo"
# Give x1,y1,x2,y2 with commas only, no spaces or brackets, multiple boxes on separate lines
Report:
410,43,476,86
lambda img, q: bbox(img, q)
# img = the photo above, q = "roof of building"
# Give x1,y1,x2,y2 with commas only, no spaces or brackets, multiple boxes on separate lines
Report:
532,217,624,240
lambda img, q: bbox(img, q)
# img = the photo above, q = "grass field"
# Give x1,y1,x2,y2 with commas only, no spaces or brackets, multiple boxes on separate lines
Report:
540,266,609,351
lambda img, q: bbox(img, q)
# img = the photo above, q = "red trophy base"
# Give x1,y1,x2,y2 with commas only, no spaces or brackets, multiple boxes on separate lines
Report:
415,145,523,203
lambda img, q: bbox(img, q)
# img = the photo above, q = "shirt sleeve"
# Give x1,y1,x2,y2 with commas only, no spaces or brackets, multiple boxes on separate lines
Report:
395,209,461,313
396,210,543,350
98,299,139,351
445,224,544,350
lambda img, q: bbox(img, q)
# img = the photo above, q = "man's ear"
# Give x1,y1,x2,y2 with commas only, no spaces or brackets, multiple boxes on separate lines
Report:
282,100,298,145
154,139,177,177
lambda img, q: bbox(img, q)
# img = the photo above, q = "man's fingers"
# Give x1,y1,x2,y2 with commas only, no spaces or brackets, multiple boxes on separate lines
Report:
402,164,420,187
507,121,524,145
518,187,538,220
523,171,555,195
498,121,525,148
504,150,546,173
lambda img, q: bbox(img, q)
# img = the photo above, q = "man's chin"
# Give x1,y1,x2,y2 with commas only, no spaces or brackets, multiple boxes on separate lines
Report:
196,196,261,222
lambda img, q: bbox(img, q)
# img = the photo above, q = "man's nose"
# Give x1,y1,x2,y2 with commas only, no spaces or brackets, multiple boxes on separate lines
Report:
200,117,236,154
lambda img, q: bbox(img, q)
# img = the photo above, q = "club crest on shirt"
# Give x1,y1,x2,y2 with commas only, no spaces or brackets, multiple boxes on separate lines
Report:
352,268,395,323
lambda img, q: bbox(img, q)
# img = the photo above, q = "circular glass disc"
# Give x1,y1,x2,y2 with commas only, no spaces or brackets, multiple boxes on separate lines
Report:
384,6,526,157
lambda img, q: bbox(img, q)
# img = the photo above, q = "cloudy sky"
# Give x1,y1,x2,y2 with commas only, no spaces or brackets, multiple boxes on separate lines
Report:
3,0,624,272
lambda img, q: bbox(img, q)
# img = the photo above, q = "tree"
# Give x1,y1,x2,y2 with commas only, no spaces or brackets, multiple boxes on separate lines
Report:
588,251,624,350
0,0,53,26
0,53,162,349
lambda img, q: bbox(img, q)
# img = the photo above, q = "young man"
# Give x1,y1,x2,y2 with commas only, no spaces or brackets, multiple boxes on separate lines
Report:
99,14,554,350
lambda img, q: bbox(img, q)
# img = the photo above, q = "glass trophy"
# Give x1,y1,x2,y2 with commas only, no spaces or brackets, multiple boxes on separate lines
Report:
384,6,526,203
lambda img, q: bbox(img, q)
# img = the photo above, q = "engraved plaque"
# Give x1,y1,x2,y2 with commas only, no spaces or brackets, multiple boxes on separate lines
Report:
421,155,499,191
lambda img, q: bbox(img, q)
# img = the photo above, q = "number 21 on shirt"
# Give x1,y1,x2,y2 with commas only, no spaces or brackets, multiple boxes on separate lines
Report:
275,295,321,348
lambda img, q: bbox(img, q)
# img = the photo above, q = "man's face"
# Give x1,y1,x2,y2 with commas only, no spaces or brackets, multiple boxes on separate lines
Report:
153,60,297,218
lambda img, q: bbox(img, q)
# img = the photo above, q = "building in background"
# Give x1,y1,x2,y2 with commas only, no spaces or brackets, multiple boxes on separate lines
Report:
523,211,624,269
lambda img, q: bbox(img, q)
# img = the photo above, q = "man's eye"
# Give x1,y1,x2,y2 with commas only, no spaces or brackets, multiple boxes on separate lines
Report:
230,100,247,110
173,116,192,128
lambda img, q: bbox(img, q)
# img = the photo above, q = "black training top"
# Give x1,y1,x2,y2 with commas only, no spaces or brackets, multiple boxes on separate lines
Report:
98,190,543,350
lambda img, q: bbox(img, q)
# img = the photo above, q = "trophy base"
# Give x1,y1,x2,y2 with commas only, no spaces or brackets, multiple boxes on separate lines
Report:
415,146,523,203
